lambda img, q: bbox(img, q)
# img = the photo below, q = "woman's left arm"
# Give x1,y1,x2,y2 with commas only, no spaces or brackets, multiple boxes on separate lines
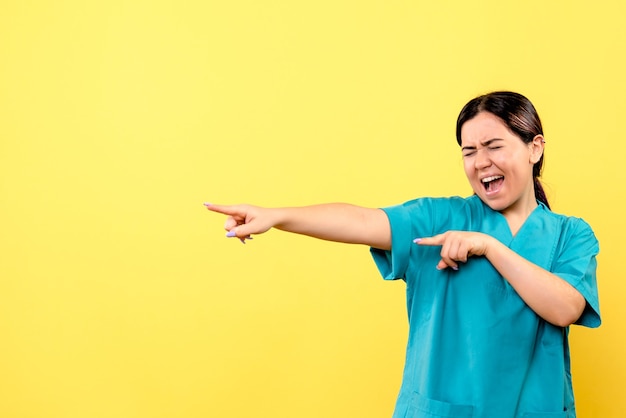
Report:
417,232,586,327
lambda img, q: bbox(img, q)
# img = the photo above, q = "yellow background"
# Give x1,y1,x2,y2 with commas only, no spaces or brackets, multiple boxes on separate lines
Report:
1,1,624,417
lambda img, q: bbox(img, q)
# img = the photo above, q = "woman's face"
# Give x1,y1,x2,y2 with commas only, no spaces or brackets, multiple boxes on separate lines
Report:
460,112,544,216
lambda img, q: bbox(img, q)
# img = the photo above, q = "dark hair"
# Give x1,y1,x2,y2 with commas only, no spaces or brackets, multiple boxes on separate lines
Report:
455,91,550,209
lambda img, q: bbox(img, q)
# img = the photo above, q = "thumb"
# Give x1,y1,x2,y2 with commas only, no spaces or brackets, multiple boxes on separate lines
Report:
436,259,458,271
226,225,254,239
225,226,255,245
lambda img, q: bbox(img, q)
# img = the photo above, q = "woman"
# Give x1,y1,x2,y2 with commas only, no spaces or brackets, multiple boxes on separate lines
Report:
205,91,600,417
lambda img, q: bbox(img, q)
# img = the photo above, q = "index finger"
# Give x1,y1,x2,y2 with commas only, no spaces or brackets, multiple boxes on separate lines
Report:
413,234,445,246
203,203,245,217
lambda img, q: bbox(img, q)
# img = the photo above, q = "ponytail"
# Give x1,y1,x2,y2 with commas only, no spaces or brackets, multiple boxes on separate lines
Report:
534,178,550,209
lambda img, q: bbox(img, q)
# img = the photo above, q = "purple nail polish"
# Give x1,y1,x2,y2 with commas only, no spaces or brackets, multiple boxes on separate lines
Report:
413,238,422,243
203,202,212,207
226,231,236,238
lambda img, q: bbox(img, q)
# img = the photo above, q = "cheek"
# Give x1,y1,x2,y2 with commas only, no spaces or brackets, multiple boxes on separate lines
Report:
463,160,476,179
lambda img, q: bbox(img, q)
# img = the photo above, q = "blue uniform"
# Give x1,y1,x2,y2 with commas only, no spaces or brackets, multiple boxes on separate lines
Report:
370,196,600,418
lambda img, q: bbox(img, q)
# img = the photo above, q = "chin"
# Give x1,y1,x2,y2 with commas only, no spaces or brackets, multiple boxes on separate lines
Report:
486,202,508,212
476,194,509,212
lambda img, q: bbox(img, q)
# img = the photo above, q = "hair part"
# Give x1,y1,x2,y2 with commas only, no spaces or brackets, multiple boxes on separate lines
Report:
456,91,550,209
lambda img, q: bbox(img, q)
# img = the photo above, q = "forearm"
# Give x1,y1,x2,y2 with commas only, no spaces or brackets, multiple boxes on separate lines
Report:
273,203,391,250
484,237,586,327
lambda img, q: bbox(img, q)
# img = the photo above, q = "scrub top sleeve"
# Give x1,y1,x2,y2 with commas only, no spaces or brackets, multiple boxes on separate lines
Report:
370,205,413,281
553,218,601,328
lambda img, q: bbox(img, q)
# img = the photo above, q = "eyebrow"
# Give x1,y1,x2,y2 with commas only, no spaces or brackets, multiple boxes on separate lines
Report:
461,138,504,151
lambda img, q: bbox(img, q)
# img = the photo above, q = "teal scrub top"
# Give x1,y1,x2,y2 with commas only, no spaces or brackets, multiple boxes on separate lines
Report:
370,196,600,418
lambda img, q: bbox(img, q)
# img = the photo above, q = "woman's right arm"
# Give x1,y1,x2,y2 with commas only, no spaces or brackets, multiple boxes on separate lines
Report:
204,203,391,250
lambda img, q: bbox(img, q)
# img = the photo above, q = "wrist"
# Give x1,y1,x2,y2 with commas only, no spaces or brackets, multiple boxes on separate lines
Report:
273,207,293,231
482,235,499,259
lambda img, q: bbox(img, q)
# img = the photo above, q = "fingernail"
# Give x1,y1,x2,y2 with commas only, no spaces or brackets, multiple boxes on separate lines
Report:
203,202,212,207
451,266,459,271
226,231,236,238
413,238,422,243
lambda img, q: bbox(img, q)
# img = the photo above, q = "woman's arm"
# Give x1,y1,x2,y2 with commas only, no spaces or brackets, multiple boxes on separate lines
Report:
205,203,392,250
484,238,586,327
417,231,586,327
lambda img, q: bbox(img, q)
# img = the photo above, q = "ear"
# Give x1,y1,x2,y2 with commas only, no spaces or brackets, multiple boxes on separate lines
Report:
529,135,545,164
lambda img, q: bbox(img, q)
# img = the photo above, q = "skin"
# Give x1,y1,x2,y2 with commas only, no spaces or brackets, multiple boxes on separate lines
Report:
206,112,586,327
460,111,543,233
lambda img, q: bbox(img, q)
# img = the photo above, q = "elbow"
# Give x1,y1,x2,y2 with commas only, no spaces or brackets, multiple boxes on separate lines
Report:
550,296,587,328
551,314,579,328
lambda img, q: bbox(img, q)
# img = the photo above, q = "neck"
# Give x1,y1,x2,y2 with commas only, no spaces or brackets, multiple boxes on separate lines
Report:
501,197,538,236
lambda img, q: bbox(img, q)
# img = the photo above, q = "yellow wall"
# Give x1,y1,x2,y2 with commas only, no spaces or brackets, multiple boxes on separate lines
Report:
1,1,624,417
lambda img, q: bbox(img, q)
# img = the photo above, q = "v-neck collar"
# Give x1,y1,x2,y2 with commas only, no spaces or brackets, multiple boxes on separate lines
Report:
488,200,548,244
479,200,557,269
507,203,545,239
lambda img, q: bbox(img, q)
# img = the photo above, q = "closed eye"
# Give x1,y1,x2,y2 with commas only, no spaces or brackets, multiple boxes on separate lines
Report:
461,147,476,157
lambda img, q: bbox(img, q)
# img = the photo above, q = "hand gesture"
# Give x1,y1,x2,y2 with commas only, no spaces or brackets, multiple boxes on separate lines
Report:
204,203,277,243
415,231,494,271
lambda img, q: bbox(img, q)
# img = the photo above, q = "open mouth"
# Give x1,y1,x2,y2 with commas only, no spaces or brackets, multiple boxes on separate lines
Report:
481,175,504,193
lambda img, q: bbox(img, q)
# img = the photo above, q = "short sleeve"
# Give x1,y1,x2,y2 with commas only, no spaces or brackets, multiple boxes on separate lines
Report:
553,218,601,328
370,198,436,281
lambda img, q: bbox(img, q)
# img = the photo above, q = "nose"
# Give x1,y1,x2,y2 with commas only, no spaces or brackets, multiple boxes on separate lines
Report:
474,149,492,169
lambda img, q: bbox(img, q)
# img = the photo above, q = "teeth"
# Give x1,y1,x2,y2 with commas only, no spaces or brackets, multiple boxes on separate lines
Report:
482,175,503,183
